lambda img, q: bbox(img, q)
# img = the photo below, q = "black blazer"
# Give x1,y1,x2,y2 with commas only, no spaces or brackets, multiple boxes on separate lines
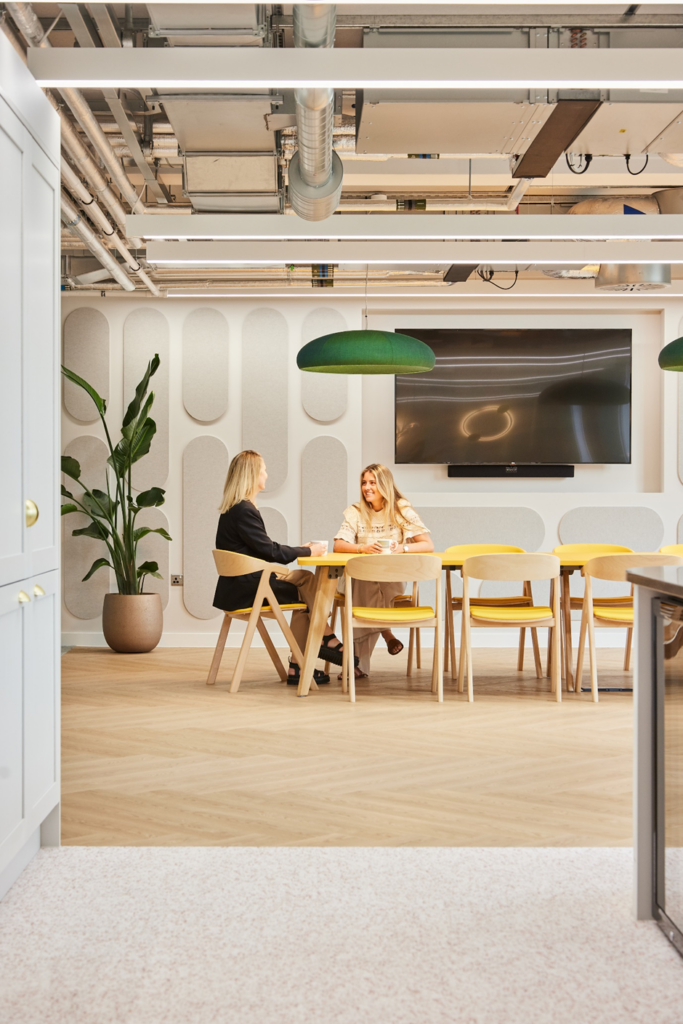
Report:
213,500,310,612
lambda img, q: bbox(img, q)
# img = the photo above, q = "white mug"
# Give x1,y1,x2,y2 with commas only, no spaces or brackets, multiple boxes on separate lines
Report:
314,540,329,555
377,538,398,554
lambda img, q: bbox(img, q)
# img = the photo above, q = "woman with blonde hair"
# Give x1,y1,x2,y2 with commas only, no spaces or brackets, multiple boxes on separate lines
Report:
213,450,353,684
333,463,433,677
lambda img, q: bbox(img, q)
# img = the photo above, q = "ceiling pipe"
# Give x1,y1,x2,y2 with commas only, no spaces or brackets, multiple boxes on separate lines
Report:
60,192,136,292
334,178,534,212
288,5,343,221
6,2,155,217
61,160,161,296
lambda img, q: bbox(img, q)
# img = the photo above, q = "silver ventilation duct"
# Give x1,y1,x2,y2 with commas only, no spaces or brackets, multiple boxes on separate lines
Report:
288,5,343,221
595,264,671,292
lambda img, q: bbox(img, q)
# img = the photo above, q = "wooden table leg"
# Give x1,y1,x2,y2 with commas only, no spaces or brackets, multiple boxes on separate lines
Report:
297,567,339,697
561,569,574,692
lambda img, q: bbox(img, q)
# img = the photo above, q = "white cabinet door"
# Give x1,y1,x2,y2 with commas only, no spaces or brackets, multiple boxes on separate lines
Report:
24,135,60,578
23,570,59,820
0,580,26,850
0,97,27,588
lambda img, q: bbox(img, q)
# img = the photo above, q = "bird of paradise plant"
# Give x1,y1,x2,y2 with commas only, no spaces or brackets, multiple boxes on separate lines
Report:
61,354,171,594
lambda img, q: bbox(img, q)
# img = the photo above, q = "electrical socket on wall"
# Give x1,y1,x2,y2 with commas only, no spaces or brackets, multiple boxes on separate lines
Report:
171,575,184,586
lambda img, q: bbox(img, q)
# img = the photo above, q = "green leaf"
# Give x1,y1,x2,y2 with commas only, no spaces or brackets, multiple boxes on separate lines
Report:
133,526,172,543
61,503,78,516
137,560,159,575
61,484,74,499
82,557,112,582
130,418,157,465
73,520,110,540
62,365,107,416
135,487,165,508
61,455,81,481
82,489,115,519
122,355,159,428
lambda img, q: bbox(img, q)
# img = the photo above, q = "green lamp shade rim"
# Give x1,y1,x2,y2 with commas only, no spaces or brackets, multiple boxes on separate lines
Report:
659,336,683,371
297,329,435,375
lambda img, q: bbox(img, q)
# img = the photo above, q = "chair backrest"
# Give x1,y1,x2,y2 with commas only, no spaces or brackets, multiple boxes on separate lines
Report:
463,552,560,582
345,553,442,584
660,544,683,556
213,549,270,577
583,552,683,582
445,543,525,558
553,543,633,556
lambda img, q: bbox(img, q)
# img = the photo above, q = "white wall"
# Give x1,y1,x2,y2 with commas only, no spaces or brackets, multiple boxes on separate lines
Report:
61,292,683,648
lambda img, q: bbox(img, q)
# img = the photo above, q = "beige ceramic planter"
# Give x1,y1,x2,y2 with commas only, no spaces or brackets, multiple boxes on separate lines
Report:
102,593,163,653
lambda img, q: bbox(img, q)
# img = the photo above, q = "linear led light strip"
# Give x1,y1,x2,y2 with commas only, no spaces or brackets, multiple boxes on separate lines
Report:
152,259,683,265
141,233,683,241
36,77,683,88
165,292,683,299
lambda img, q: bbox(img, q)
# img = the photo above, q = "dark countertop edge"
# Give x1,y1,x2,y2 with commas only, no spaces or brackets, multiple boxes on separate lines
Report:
627,566,683,600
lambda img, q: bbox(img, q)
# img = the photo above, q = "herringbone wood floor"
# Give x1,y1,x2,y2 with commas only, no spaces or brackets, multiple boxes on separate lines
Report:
61,646,633,847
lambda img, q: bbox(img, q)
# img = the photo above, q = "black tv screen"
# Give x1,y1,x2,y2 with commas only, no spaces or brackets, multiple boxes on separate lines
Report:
395,328,632,465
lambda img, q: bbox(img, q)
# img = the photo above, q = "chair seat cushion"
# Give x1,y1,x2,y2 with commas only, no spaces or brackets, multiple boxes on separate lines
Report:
352,606,435,623
471,605,552,622
593,606,634,624
229,603,307,616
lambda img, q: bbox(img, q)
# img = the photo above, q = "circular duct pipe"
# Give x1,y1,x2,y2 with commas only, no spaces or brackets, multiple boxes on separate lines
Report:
654,188,683,214
595,264,671,292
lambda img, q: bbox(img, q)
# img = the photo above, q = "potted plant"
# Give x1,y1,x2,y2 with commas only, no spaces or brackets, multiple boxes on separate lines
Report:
61,355,171,653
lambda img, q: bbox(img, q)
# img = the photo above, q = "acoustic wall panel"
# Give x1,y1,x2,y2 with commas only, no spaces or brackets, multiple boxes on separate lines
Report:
183,435,229,620
414,506,545,554
678,375,683,486
183,307,229,422
123,307,169,491
62,435,110,619
677,515,683,544
300,308,348,422
559,506,664,552
301,436,348,546
136,506,170,609
261,506,288,545
62,307,109,423
242,308,288,491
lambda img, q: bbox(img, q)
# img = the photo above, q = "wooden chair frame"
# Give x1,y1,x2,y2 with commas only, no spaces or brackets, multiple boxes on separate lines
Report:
576,553,683,702
206,549,313,693
341,554,443,703
327,584,423,676
459,553,562,703
443,545,542,683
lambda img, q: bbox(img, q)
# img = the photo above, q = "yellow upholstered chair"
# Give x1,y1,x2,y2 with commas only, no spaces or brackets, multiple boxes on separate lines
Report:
326,585,423,676
552,544,634,672
206,549,309,693
460,553,562,703
443,544,542,683
576,553,683,701
341,554,443,702
661,545,683,556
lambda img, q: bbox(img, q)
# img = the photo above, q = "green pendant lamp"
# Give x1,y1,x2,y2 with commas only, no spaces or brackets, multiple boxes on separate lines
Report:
659,337,683,371
296,329,435,375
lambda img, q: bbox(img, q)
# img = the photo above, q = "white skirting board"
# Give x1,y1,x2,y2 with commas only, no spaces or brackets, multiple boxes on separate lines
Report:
61,626,632,649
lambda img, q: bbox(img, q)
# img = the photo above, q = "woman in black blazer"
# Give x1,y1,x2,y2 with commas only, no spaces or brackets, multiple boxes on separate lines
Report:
213,450,349,683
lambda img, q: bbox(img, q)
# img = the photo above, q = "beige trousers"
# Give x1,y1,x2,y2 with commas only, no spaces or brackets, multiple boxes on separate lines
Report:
348,579,406,674
279,568,320,655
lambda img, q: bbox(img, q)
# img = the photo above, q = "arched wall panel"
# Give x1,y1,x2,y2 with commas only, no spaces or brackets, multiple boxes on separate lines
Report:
242,308,288,492
301,436,348,546
62,435,110,620
136,506,170,609
123,307,170,491
261,506,288,545
300,308,348,423
183,307,229,422
559,506,664,552
183,436,230,620
62,307,109,423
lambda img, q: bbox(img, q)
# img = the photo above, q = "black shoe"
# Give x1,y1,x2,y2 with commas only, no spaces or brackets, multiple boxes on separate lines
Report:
318,635,359,668
287,663,330,685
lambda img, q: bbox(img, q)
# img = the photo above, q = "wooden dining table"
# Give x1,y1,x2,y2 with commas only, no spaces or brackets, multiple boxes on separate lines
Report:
294,550,593,697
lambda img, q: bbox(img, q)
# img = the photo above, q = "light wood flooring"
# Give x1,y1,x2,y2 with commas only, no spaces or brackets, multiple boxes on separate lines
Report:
61,646,634,847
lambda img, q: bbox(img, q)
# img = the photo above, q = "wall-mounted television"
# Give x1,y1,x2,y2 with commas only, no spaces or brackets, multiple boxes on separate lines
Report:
395,328,632,466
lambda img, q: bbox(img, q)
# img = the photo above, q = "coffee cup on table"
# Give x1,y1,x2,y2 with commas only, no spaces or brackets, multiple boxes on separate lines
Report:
377,538,397,554
314,540,328,556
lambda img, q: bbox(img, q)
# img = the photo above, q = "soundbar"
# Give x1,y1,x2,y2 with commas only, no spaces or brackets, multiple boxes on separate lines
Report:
447,465,575,478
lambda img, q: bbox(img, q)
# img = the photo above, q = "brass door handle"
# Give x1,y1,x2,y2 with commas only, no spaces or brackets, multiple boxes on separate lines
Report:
33,585,45,598
25,499,39,528
18,591,30,604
